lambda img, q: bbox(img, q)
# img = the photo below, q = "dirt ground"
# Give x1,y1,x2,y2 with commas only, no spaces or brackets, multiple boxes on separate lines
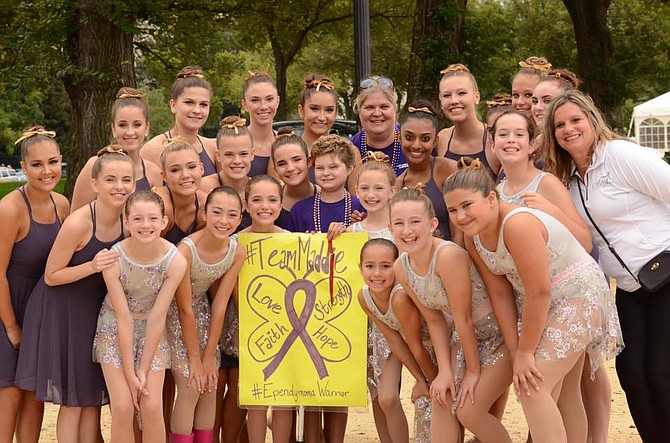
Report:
38,358,639,442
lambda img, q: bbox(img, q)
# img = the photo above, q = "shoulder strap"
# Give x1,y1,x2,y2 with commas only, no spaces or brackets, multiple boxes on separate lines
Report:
576,178,637,282
429,241,449,273
18,186,33,218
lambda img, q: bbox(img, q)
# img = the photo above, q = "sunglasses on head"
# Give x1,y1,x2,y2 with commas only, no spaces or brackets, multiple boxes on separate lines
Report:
359,77,394,90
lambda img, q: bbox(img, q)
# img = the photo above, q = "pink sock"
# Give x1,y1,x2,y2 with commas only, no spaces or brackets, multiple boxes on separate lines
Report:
193,429,214,443
170,432,194,443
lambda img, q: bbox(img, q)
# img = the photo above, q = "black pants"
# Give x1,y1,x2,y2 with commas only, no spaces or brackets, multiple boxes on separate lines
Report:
615,285,670,443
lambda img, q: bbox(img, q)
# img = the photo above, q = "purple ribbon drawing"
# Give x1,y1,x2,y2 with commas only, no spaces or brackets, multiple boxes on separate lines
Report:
263,279,329,380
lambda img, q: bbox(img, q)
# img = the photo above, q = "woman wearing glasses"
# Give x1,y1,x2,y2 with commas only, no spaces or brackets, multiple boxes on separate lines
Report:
436,64,500,178
350,77,408,177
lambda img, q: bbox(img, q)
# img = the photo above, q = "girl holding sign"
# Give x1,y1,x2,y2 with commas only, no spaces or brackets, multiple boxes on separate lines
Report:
390,187,512,443
168,186,245,443
286,134,363,443
240,175,295,443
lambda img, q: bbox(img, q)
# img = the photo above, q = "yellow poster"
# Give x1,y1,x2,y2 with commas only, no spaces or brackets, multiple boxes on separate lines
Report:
237,233,368,407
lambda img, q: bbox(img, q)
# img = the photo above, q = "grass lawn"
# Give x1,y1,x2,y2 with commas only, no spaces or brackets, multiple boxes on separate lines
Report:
0,180,66,198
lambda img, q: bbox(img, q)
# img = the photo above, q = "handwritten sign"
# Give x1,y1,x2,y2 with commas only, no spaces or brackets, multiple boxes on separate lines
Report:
238,233,368,407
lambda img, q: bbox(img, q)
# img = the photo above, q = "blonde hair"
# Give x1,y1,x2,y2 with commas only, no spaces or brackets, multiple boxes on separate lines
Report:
389,187,436,219
92,145,132,178
159,137,199,170
439,63,479,92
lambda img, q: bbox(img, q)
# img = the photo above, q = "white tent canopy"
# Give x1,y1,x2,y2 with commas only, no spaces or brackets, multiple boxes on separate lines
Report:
628,91,670,151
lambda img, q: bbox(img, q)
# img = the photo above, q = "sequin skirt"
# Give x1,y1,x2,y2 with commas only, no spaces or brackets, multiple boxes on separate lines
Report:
93,302,171,371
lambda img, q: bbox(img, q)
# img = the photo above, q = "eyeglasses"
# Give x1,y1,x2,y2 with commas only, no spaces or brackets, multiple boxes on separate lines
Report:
359,77,394,90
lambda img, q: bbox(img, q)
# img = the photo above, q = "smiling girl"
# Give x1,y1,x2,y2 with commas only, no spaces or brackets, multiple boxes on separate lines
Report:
391,188,511,443
444,160,622,443
511,57,551,119
94,190,186,442
72,87,162,211
397,101,457,241
436,64,500,177
142,66,218,177
241,72,279,177
271,129,315,227
0,128,69,443
168,186,245,443
153,138,207,245
18,147,133,442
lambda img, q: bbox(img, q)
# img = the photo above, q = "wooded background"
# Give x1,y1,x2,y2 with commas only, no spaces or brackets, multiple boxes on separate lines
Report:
1,0,669,194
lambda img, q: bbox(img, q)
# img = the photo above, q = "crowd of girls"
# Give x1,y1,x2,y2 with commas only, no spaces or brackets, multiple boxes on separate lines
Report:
0,56,666,443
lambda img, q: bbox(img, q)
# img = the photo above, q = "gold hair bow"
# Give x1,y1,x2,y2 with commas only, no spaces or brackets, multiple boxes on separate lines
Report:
118,91,143,99
440,65,467,75
408,106,435,116
518,60,552,72
457,157,482,170
365,151,389,163
486,99,508,108
14,128,56,145
179,73,204,79
402,182,426,191
275,131,296,141
220,118,247,135
99,146,127,156
162,135,187,148
306,80,334,92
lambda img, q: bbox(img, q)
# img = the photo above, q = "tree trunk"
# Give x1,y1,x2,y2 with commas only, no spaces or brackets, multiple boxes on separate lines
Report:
61,0,135,197
408,0,467,105
562,0,615,119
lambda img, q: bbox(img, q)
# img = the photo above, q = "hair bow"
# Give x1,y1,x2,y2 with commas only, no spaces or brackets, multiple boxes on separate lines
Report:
518,60,552,72
365,151,389,163
220,118,247,135
408,106,435,116
118,91,144,99
14,128,56,145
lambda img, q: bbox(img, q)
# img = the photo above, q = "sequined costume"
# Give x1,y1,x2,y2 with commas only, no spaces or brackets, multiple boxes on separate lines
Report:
94,242,179,371
473,207,623,372
362,283,432,443
167,236,237,379
497,172,549,205
400,241,505,403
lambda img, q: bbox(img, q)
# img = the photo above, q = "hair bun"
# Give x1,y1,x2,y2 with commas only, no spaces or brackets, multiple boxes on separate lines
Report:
547,69,580,89
440,63,470,75
96,144,127,157
161,135,188,149
519,56,552,72
177,65,205,80
457,156,483,171
304,74,335,91
116,87,144,100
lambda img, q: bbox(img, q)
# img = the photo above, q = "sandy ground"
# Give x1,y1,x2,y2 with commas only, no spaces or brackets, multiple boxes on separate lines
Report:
37,358,639,442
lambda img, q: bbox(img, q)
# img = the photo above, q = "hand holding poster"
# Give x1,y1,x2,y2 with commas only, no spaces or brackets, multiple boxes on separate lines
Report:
238,233,368,407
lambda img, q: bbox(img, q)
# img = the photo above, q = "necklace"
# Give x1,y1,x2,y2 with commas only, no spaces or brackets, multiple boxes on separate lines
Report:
313,189,352,232
362,128,400,172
